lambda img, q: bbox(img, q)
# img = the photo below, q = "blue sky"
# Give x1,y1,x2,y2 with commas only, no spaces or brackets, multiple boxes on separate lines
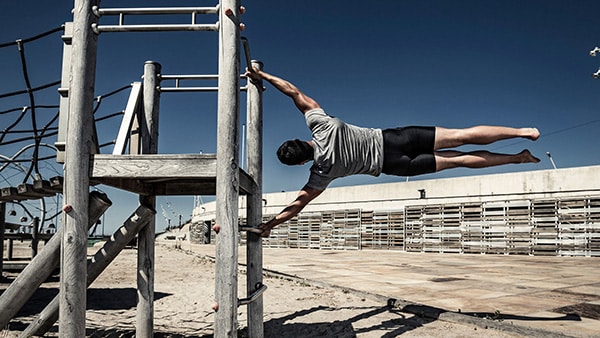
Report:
1,1,600,233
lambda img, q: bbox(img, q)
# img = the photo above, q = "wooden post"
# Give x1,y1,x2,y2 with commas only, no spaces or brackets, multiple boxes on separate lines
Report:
0,202,5,277
0,191,111,330
60,0,99,336
215,0,241,336
246,60,264,337
31,217,39,258
7,239,13,260
136,61,161,337
21,204,155,338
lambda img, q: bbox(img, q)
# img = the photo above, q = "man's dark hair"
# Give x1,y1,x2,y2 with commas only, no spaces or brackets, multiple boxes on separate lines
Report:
276,139,313,165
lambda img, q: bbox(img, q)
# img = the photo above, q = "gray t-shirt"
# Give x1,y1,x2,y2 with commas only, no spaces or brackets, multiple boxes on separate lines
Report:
305,108,384,190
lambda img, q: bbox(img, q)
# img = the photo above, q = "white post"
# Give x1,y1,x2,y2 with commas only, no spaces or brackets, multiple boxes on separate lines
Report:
215,0,241,336
60,0,99,336
246,60,264,337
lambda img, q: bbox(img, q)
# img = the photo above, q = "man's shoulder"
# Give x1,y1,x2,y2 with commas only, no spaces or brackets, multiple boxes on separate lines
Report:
305,107,326,117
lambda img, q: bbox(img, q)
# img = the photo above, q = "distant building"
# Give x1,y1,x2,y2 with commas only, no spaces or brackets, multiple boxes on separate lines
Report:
192,166,600,257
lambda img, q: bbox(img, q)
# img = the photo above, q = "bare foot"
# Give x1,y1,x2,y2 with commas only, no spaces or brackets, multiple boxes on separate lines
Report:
523,128,540,141
519,149,540,163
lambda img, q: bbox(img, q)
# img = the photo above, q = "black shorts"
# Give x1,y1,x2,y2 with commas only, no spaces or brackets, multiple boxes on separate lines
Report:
381,126,436,176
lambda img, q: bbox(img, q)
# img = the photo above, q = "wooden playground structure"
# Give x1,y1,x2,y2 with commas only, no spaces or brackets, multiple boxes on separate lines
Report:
0,1,265,337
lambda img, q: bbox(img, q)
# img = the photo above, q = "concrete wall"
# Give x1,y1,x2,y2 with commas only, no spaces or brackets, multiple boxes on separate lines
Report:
191,165,600,256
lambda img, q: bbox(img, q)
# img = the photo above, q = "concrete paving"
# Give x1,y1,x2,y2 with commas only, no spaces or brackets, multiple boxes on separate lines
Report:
183,242,600,338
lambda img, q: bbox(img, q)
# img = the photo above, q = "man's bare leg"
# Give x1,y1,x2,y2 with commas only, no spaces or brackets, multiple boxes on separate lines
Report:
435,149,540,171
434,126,540,150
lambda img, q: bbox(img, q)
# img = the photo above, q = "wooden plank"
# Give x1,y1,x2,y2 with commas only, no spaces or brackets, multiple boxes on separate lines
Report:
113,81,143,155
91,154,256,196
91,154,218,178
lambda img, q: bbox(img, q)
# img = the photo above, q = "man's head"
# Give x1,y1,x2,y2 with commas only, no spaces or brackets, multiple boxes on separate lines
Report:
277,139,313,165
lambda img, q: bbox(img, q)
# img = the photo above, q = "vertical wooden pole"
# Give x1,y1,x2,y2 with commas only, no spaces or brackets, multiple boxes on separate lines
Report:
60,0,98,336
215,0,241,336
31,217,39,258
136,61,161,337
0,202,5,277
246,60,264,337
8,239,13,260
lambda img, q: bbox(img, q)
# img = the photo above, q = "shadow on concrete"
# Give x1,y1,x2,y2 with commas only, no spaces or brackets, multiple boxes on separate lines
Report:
255,302,435,338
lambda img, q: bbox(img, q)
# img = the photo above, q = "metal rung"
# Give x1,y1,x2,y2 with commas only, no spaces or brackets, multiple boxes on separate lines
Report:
238,283,267,307
239,226,263,234
93,6,219,16
160,86,248,92
92,23,219,34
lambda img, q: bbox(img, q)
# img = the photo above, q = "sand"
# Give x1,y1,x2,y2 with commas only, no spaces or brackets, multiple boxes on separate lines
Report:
1,241,525,337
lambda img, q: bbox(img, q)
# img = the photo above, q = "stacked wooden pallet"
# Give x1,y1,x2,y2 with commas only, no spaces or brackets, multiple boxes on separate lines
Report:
505,201,533,255
460,203,484,254
531,199,558,256
558,199,590,256
589,197,600,257
404,206,423,252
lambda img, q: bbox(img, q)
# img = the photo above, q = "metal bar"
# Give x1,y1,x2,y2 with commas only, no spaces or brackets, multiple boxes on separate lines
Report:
241,37,252,71
239,226,263,234
160,87,219,92
238,283,268,306
93,23,218,33
94,6,219,16
161,74,219,80
161,87,248,92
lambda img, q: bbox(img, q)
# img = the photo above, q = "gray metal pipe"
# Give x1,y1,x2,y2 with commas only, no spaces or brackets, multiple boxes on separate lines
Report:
93,6,219,16
0,191,111,329
161,74,219,80
160,86,220,92
92,23,218,33
21,204,155,338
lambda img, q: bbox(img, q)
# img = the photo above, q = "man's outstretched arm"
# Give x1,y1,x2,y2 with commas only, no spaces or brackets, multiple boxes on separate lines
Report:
246,68,320,114
258,185,323,237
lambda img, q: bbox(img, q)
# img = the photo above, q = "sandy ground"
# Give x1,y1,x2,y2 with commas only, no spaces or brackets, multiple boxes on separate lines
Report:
1,241,526,337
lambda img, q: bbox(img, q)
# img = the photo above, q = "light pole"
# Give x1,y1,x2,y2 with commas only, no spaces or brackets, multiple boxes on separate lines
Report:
546,152,557,170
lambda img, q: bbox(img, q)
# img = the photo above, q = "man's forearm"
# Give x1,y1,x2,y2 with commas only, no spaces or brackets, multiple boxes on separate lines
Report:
257,70,301,98
265,202,304,229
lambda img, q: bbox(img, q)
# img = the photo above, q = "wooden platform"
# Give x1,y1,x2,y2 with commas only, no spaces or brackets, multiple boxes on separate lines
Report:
91,153,257,196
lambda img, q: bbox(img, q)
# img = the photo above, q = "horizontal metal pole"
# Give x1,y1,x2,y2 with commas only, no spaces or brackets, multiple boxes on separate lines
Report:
93,23,218,33
160,86,248,92
239,226,263,234
160,87,219,92
161,74,219,80
238,283,268,307
93,6,219,16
